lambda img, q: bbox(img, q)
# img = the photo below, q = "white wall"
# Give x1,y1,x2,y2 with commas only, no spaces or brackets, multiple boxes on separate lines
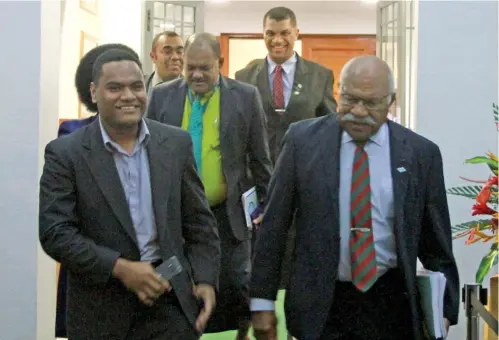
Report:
58,0,101,120
58,0,144,120
0,0,60,339
204,1,376,35
414,1,498,339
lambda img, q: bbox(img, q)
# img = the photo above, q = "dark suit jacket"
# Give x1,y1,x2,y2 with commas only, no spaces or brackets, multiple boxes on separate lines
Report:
58,115,97,137
39,119,220,339
250,116,460,340
235,55,337,162
55,114,98,338
147,77,273,241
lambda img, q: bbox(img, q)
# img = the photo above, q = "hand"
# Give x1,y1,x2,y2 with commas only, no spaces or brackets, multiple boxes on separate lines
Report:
252,213,264,225
112,258,171,306
252,311,277,340
444,318,450,338
193,283,216,332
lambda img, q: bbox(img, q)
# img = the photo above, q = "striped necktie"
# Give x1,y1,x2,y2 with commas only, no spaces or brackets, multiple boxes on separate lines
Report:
350,145,378,292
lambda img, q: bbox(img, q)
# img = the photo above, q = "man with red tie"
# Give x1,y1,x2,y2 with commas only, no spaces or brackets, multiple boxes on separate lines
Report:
235,7,338,301
250,55,459,340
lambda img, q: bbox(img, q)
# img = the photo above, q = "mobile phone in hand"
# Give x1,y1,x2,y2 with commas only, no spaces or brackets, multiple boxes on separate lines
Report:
155,256,183,281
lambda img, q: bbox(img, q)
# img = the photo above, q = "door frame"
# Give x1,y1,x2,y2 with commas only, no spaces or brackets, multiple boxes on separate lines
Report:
218,33,376,77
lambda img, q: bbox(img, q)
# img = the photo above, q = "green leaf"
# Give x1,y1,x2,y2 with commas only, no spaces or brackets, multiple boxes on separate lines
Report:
447,185,483,199
475,243,498,284
451,219,492,237
465,156,498,171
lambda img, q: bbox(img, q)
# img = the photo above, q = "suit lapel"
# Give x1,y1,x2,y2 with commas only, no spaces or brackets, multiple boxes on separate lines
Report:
167,80,188,128
388,121,413,251
322,119,342,237
145,123,172,252
219,77,234,140
82,121,138,245
255,60,275,110
287,55,310,109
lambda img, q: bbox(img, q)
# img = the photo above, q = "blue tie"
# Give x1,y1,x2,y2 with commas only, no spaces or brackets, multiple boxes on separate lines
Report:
187,83,220,175
189,95,203,173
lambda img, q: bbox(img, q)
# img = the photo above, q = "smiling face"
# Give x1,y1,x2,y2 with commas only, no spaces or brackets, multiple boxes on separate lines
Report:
90,60,147,129
263,18,299,64
150,34,184,81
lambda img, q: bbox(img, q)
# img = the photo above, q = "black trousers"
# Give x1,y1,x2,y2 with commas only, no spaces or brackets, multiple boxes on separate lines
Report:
204,202,251,333
318,269,414,340
125,293,199,340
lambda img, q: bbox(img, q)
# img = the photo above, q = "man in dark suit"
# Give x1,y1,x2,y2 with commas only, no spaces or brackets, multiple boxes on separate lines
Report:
146,31,184,93
39,49,220,340
250,56,459,340
55,42,141,339
235,6,337,163
147,33,273,340
235,8,338,299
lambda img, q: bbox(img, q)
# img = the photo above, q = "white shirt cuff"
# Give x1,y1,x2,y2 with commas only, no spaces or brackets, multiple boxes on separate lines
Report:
250,298,275,311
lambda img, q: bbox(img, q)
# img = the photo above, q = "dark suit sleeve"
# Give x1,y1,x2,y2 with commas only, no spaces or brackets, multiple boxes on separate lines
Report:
250,127,297,300
248,87,273,205
39,142,121,285
316,69,337,116
418,145,460,325
181,137,221,287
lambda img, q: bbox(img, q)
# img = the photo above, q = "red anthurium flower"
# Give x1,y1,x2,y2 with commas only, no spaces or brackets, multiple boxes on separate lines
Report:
472,202,496,216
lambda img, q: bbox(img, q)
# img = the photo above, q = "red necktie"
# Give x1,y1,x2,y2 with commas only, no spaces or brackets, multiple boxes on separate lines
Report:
350,145,378,292
273,65,285,112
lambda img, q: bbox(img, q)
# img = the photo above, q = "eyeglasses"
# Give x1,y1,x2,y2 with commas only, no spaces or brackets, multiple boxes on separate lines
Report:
339,93,393,110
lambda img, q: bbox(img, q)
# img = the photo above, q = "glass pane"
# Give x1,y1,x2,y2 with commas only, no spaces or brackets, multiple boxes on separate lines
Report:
154,19,164,28
183,25,194,37
183,6,195,23
154,26,163,37
174,5,182,22
174,25,182,35
166,4,174,21
162,21,175,30
154,2,165,19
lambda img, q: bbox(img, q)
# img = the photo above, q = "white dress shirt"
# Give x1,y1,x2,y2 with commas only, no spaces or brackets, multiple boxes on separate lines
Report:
267,53,297,108
251,123,398,311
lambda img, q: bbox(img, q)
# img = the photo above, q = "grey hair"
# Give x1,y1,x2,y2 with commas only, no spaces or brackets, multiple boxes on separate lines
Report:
339,56,395,104
184,32,221,59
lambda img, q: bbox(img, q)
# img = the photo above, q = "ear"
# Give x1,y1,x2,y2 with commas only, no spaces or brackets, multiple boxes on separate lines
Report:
90,82,97,104
219,56,225,69
389,93,396,106
295,28,300,38
149,51,155,60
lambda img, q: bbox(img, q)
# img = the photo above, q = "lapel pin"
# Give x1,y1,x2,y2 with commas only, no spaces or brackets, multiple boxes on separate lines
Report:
294,91,300,95
397,167,407,173
297,83,302,89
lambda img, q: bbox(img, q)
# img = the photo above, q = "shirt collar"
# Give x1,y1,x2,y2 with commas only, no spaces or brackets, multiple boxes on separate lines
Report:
267,53,297,75
342,122,388,147
99,116,150,151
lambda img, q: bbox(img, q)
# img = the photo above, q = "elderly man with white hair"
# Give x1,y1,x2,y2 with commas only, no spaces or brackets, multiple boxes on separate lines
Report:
249,55,460,340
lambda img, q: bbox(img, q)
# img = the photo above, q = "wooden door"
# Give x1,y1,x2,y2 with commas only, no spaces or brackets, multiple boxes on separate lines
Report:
301,35,376,102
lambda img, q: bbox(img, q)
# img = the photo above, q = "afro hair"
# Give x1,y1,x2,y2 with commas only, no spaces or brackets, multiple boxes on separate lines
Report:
75,44,140,113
